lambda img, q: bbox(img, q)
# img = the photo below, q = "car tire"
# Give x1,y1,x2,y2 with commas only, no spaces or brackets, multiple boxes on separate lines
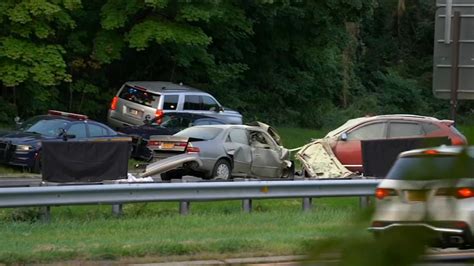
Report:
161,170,183,181
212,159,232,180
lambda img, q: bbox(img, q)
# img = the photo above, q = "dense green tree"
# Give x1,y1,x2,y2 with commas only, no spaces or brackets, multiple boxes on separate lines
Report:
0,0,460,128
0,0,81,119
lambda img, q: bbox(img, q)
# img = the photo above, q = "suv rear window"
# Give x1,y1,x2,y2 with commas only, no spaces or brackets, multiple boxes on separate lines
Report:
119,85,160,107
175,127,223,140
387,155,474,180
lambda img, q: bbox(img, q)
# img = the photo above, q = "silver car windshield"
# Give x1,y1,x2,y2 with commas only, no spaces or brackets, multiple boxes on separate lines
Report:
387,156,474,181
175,127,223,140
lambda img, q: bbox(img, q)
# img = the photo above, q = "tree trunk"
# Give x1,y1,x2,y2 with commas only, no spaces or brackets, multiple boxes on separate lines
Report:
341,22,359,108
12,86,18,116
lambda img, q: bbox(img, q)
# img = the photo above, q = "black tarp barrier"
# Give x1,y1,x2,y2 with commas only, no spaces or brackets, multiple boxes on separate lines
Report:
362,137,450,178
42,140,130,182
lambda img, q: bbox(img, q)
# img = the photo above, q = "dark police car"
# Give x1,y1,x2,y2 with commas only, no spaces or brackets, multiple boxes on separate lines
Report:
0,110,121,172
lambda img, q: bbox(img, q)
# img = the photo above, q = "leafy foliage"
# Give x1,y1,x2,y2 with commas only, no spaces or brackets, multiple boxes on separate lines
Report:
0,0,460,128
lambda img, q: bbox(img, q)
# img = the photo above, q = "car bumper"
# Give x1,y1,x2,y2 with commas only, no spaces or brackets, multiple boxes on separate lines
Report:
369,221,473,248
107,114,134,129
368,223,464,234
0,145,36,168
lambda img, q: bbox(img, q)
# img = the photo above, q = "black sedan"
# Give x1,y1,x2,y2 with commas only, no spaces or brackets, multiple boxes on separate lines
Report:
119,112,227,160
0,110,122,172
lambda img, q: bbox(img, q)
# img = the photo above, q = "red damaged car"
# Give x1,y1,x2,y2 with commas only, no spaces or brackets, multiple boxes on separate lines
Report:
297,114,467,177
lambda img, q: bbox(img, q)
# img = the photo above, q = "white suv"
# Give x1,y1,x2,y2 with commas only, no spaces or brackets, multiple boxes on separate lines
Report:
369,145,474,249
107,81,242,129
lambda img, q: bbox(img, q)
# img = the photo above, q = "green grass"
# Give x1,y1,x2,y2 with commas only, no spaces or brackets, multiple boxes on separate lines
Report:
458,125,474,144
0,198,366,263
0,165,27,175
276,127,325,149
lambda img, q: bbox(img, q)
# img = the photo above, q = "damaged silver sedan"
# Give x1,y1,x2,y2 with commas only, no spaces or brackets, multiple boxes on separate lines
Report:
147,124,293,180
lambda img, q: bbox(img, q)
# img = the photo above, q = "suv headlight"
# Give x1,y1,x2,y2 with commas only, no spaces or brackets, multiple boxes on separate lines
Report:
16,145,33,151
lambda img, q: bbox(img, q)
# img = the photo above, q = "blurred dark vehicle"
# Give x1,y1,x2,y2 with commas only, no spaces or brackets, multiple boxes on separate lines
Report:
119,112,227,160
0,110,121,172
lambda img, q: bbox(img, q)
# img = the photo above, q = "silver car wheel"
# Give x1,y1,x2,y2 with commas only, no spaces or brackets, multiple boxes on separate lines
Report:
215,164,230,179
212,159,231,180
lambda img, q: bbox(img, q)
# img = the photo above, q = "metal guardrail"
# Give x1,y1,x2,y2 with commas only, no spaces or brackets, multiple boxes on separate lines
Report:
0,179,381,218
0,179,379,207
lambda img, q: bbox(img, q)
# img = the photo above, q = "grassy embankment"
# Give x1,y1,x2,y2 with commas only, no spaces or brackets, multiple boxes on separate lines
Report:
0,199,362,263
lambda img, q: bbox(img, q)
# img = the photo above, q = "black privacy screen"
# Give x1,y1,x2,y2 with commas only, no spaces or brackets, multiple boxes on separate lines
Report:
362,137,450,178
42,140,130,182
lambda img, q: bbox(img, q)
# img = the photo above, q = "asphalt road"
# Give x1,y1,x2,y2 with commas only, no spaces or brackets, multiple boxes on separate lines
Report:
121,250,474,265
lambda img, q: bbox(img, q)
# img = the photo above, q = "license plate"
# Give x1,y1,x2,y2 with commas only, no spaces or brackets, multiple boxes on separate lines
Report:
128,108,141,116
406,190,427,202
162,143,174,149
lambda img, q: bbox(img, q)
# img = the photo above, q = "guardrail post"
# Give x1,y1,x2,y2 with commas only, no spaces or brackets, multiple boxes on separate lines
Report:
242,199,252,213
40,206,51,223
179,201,190,215
302,198,312,212
359,196,370,208
112,204,123,216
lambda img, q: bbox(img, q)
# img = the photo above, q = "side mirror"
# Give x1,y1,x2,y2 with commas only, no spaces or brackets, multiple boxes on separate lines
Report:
210,106,222,112
58,128,76,141
340,132,348,141
62,133,76,141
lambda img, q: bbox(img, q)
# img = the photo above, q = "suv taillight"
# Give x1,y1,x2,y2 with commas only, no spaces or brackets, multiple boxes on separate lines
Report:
155,109,164,124
451,137,466,146
456,188,474,199
436,187,474,199
110,96,118,110
375,188,397,200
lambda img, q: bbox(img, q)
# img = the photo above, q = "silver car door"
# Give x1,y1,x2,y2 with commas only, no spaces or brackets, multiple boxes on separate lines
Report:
224,128,252,175
249,130,283,178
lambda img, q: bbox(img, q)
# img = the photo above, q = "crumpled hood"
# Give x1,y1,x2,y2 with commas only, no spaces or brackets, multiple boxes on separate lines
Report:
296,138,355,178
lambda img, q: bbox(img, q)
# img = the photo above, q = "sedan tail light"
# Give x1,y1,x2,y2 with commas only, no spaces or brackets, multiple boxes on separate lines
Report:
147,140,161,146
186,144,200,153
174,142,187,147
375,188,397,200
